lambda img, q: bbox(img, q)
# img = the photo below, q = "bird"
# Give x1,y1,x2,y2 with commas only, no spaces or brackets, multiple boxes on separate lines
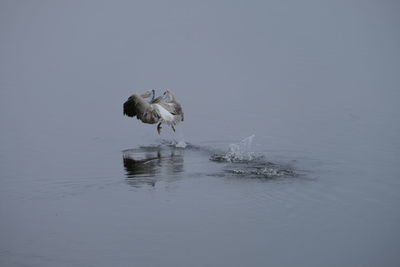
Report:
123,89,184,134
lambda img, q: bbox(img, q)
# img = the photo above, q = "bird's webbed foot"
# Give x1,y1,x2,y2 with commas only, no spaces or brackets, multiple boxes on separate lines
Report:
157,123,162,134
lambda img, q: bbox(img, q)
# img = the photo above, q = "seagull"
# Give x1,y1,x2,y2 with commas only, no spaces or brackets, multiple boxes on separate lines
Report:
123,89,184,134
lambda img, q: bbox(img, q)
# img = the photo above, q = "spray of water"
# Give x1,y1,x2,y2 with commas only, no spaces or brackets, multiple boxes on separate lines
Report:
210,135,261,162
174,127,187,148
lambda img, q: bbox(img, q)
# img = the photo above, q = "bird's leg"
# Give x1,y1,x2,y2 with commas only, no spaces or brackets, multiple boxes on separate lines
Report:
171,125,176,132
157,122,162,134
150,89,163,104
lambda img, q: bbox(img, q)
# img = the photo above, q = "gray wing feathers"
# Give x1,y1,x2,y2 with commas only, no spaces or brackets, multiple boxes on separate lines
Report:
159,90,184,121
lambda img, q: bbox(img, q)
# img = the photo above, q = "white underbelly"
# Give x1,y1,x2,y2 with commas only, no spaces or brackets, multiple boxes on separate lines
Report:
154,104,174,123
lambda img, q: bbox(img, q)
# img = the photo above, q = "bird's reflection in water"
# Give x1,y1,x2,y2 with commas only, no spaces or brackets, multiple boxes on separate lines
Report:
122,145,184,188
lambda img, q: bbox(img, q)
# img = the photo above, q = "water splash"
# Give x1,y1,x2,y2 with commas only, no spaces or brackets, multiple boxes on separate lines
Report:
210,135,262,162
175,140,187,148
156,138,187,148
209,135,297,179
174,128,187,148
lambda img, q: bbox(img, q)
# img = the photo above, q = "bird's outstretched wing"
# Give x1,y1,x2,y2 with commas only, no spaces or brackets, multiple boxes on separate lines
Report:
158,90,184,121
123,95,137,117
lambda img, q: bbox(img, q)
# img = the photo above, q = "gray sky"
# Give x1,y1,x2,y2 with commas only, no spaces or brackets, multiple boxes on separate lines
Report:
0,0,399,147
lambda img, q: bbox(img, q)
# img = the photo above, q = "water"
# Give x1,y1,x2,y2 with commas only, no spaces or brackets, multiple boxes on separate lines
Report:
1,1,400,267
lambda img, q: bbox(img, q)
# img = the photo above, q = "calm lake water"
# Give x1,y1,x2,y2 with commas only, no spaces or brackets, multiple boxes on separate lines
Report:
1,1,400,267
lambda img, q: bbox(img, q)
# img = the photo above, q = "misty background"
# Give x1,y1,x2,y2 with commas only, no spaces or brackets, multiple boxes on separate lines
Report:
1,1,399,266
1,0,399,149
